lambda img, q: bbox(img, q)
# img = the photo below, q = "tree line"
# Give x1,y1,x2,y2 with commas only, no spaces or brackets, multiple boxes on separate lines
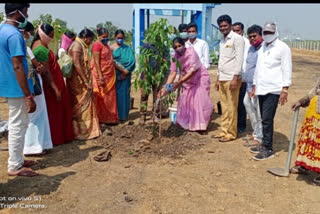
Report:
0,12,133,54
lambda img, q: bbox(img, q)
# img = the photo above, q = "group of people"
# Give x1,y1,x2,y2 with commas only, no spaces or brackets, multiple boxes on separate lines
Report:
1,3,320,185
160,14,293,163
0,3,136,176
159,14,291,162
159,14,320,185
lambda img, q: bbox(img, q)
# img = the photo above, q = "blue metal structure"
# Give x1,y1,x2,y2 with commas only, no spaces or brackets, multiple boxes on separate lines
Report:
132,4,220,54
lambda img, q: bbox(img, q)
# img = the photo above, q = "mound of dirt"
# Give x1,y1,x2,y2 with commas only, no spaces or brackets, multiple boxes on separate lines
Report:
96,120,208,161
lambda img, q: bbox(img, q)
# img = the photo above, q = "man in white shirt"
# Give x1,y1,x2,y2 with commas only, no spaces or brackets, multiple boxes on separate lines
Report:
232,22,251,134
250,22,292,161
185,22,210,69
212,14,244,142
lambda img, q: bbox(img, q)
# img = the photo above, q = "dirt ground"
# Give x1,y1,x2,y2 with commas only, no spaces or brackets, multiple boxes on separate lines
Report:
1,49,320,214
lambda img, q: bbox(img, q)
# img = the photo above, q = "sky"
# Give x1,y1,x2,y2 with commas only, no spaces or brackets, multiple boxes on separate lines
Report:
1,3,319,40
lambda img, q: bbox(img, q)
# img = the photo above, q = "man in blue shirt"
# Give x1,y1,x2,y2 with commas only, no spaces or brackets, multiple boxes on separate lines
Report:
242,25,264,148
0,3,38,177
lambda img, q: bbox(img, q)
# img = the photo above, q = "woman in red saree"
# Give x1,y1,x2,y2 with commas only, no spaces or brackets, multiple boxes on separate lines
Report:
32,23,74,145
91,28,118,124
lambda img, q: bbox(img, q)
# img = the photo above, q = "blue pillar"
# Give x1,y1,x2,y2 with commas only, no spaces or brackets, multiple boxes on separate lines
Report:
132,10,135,50
191,11,202,39
139,9,145,46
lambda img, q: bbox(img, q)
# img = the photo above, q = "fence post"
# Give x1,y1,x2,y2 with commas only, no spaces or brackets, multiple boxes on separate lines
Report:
313,41,315,51
304,41,307,50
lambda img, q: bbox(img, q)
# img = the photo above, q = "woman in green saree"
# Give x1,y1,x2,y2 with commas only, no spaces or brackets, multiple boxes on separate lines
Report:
110,29,136,121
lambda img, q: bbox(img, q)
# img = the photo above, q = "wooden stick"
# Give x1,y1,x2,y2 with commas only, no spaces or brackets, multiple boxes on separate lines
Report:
159,98,162,138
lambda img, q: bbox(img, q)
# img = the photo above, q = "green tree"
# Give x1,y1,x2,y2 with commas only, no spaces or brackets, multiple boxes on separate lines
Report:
124,29,133,46
32,13,53,28
133,18,178,130
133,18,178,136
133,18,176,95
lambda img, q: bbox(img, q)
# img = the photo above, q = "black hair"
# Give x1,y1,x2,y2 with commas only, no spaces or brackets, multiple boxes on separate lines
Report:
115,29,125,37
217,14,232,25
187,22,198,31
178,23,188,32
5,3,30,15
232,22,244,30
24,21,34,32
247,24,263,36
64,31,76,39
173,37,185,46
173,27,177,34
97,27,108,36
31,23,54,48
78,28,95,38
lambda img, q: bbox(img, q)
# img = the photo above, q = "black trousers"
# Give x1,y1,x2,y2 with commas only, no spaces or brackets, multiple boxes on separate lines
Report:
258,94,280,151
237,82,247,130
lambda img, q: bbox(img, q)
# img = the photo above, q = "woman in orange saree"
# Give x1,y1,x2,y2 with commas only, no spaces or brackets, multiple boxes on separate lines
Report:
91,28,118,124
67,29,101,140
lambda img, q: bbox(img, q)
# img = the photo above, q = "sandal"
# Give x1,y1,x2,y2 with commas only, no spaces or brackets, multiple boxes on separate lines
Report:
23,160,39,167
219,137,235,142
311,176,320,186
290,165,311,175
197,130,208,135
211,133,225,139
8,167,39,177
243,140,260,147
24,150,48,157
94,151,112,162
0,147,8,151
242,134,254,141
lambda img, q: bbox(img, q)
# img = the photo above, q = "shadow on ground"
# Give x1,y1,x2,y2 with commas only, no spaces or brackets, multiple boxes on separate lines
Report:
30,140,103,170
0,171,76,209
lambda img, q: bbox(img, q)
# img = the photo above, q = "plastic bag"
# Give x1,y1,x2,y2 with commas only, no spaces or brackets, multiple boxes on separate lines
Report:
58,51,73,78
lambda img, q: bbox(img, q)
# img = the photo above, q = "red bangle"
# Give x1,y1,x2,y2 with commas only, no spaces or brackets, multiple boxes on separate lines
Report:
25,95,33,100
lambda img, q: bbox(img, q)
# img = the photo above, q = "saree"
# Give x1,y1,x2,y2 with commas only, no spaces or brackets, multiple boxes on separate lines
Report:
295,96,320,173
33,45,74,146
67,39,101,140
112,44,136,120
91,41,118,123
24,48,53,154
170,46,213,131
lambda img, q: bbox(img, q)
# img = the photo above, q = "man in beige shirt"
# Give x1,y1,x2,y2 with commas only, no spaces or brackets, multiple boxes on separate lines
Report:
212,14,244,142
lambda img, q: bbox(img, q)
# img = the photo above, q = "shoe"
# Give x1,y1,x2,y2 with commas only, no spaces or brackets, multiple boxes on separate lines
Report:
250,144,264,154
252,150,274,161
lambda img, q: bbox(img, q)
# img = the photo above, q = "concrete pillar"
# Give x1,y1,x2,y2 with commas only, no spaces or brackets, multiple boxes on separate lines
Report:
133,8,145,55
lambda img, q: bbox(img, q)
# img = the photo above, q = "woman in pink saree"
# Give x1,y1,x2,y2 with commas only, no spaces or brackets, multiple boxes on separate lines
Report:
159,37,213,131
